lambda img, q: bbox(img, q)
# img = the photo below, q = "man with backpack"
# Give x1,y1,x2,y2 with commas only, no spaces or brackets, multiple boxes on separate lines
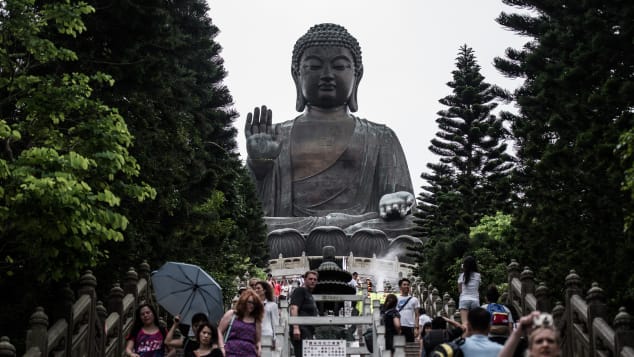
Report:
397,278,420,342
461,307,503,356
481,285,514,345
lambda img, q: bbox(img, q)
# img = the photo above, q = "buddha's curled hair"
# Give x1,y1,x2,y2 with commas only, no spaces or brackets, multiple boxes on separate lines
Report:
292,23,363,76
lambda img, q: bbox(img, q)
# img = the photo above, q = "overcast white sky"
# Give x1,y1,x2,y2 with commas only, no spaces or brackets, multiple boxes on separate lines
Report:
206,0,528,191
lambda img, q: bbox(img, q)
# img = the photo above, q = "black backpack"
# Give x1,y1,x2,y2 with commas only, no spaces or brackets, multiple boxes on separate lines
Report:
423,329,449,355
430,338,465,357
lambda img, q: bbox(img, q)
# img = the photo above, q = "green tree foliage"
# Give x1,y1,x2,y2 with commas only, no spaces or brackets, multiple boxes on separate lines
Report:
415,45,513,293
0,0,154,283
57,0,268,287
468,212,519,291
0,0,155,347
496,0,634,308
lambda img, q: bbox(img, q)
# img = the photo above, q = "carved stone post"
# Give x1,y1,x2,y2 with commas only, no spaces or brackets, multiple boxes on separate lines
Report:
108,283,125,357
392,334,406,357
442,292,450,307
506,260,520,306
520,266,535,314
261,335,273,357
0,336,16,357
79,270,98,356
434,297,443,318
447,298,456,319
552,301,565,329
431,288,439,316
442,292,451,317
108,283,125,316
535,282,551,312
422,286,429,308
586,282,608,355
614,307,634,355
123,267,139,299
95,301,107,356
61,283,74,356
25,307,49,356
564,270,582,357
138,261,151,303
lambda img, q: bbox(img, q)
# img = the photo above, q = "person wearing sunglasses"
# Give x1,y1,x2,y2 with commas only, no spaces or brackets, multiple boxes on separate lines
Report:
218,289,264,357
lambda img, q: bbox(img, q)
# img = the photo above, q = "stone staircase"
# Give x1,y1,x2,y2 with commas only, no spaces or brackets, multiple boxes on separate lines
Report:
405,341,419,357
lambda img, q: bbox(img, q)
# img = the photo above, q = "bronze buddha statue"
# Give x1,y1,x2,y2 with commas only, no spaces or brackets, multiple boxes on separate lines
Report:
245,23,416,239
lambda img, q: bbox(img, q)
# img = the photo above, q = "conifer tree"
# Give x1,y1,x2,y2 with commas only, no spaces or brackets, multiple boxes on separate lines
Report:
59,0,268,285
416,45,513,290
495,0,634,305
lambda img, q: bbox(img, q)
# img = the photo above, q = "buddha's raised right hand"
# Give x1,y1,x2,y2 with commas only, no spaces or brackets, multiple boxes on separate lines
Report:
245,105,281,177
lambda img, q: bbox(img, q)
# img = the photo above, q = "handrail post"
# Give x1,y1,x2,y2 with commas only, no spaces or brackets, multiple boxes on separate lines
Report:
552,301,565,329
123,267,139,299
519,266,535,315
614,307,634,355
79,270,98,356
447,298,456,318
392,334,406,357
586,282,608,355
25,307,48,356
61,284,75,355
0,336,16,357
372,299,381,357
535,282,551,313
279,299,289,357
564,269,582,357
108,283,125,356
261,335,273,357
138,261,152,303
506,260,520,306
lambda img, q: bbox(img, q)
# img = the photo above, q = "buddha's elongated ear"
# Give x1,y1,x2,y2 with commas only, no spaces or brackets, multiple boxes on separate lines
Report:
292,68,306,112
348,65,363,112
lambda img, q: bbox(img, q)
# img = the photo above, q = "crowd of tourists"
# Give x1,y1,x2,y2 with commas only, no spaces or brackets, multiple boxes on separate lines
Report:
385,255,561,357
124,257,562,357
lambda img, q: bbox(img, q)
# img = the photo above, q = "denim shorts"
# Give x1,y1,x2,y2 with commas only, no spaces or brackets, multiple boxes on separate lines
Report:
459,299,480,310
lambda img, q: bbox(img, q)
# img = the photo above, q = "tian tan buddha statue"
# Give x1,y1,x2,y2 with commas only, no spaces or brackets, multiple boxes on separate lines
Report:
245,23,416,239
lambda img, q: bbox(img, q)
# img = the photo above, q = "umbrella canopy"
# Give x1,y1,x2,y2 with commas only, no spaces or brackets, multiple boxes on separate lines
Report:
151,262,223,325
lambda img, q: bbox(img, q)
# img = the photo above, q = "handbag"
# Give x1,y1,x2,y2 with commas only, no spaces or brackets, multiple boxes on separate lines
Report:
223,313,236,343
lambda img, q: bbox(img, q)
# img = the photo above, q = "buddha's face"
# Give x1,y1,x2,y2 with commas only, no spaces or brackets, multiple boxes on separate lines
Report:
298,46,356,109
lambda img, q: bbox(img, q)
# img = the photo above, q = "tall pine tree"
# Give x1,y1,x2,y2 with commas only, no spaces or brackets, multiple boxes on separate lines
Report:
59,0,268,290
495,0,634,307
416,45,513,291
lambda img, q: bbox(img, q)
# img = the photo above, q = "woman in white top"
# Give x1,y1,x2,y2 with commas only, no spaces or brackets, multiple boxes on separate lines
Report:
254,280,279,348
457,255,481,326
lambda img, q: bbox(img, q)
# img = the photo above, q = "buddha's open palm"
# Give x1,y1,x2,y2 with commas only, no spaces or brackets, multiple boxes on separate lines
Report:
245,105,281,160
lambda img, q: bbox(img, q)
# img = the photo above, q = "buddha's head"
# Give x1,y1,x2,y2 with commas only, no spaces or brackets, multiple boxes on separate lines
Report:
292,23,364,112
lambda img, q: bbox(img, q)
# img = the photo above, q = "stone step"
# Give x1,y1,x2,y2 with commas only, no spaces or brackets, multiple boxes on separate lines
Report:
405,341,420,357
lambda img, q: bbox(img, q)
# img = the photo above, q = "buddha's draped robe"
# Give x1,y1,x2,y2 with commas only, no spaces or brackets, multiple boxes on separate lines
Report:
250,116,414,235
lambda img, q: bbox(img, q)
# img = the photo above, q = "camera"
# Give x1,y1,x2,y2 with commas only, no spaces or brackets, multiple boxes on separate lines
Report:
533,313,553,328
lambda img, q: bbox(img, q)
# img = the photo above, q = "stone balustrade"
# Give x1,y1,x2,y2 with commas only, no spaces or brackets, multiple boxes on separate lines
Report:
504,260,634,357
0,263,154,357
263,282,405,357
414,260,634,357
4,259,634,357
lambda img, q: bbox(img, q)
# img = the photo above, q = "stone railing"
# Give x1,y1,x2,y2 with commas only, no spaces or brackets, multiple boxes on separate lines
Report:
413,260,634,357
417,284,458,320
263,283,405,357
505,260,634,357
0,263,154,357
